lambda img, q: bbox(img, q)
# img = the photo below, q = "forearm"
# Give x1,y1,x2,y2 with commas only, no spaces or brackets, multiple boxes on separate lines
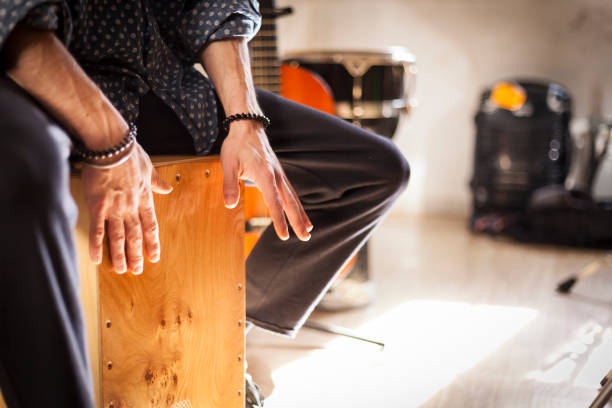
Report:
3,25,127,150
199,38,262,117
198,37,311,241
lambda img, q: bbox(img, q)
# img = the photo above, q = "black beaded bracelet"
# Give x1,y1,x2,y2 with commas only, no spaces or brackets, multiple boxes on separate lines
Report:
73,123,137,163
222,112,271,133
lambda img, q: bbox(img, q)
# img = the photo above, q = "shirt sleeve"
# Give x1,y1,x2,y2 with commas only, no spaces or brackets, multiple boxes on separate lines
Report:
174,0,262,62
0,1,72,52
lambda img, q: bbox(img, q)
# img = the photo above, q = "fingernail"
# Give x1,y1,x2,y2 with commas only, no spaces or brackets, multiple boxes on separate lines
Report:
302,233,311,242
225,197,237,209
306,224,314,232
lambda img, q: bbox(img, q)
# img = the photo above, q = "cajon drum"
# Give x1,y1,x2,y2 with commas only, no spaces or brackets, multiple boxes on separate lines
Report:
0,156,246,408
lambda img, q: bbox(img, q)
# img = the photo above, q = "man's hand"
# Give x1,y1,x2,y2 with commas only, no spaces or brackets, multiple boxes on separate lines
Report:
4,26,174,273
221,120,312,241
200,38,313,241
82,144,173,274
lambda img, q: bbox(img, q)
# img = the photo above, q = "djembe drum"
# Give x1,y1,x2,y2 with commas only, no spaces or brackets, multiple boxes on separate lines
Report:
283,47,417,139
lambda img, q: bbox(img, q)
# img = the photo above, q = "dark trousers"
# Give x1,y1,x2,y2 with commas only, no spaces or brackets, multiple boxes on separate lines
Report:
0,77,94,407
0,78,409,405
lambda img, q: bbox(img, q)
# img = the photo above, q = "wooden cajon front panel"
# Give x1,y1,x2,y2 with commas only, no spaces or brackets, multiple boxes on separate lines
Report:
73,157,245,408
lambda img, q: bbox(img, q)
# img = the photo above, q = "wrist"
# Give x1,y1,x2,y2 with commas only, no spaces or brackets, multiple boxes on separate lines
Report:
227,120,263,133
74,123,137,168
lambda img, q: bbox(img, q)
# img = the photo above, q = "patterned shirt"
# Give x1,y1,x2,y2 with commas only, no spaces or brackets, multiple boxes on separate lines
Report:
0,0,261,155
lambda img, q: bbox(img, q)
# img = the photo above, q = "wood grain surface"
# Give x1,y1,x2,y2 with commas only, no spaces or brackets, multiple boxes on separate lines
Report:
97,159,245,408
0,157,245,408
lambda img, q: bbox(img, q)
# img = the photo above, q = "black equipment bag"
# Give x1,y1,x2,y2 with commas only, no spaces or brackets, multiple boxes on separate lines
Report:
471,80,572,213
469,80,612,248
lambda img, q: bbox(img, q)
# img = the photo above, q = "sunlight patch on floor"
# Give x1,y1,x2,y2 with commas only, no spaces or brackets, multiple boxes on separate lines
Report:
264,300,537,408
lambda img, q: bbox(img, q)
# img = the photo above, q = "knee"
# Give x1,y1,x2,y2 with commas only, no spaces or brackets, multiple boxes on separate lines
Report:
373,139,411,199
392,147,411,194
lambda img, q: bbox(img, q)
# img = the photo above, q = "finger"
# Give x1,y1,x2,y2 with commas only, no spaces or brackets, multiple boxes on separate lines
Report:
124,215,144,275
151,168,173,194
220,155,240,209
279,178,310,241
140,193,161,263
259,167,289,240
284,176,313,232
88,201,108,264
107,216,127,274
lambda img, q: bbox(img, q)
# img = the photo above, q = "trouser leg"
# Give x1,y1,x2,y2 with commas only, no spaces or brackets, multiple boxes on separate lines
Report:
134,89,410,337
245,90,410,336
0,77,94,407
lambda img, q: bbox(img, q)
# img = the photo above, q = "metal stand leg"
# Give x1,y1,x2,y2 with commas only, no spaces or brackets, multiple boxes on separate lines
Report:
556,254,612,294
304,320,385,349
589,369,612,408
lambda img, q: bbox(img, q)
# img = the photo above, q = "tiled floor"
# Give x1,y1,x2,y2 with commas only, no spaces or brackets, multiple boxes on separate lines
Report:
246,215,612,407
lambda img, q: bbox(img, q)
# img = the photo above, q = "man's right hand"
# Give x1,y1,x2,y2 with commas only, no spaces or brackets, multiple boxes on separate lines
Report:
3,26,174,274
81,144,173,274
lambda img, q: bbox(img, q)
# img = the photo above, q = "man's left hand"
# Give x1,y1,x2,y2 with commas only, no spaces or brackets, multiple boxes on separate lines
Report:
220,120,312,242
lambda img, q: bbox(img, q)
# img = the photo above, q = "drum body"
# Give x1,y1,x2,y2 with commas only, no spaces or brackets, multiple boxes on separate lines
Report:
283,48,417,139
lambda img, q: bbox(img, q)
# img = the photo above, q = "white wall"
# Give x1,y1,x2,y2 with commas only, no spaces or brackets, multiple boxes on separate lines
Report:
274,0,612,215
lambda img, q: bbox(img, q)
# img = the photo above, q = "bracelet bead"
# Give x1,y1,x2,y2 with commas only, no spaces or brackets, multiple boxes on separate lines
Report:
221,112,271,133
